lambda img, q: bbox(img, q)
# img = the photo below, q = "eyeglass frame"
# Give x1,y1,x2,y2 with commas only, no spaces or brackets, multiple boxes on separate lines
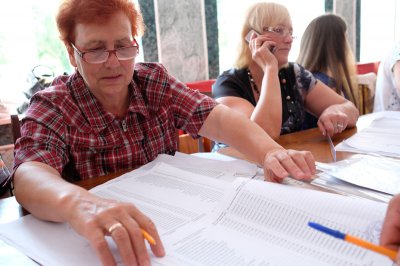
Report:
262,26,296,39
70,39,140,64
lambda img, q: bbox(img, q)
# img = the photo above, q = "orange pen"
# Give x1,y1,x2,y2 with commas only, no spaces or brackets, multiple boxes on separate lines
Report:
308,222,397,261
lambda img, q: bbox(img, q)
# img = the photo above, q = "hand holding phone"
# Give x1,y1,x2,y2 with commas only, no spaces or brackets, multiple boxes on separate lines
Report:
245,30,276,53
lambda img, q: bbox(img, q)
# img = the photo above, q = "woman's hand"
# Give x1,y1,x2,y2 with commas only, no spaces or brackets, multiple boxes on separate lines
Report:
317,105,350,136
305,81,359,136
248,32,278,70
263,148,316,183
380,194,400,264
14,161,165,266
67,195,165,266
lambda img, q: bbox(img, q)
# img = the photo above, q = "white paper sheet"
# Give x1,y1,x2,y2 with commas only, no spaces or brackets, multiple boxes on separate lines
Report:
336,111,400,157
154,179,390,266
0,164,392,266
120,152,258,182
316,154,400,195
0,163,229,266
312,172,393,203
92,162,228,235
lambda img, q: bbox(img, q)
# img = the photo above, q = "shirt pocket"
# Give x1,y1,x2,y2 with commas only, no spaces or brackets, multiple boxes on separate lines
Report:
137,114,177,158
68,127,127,166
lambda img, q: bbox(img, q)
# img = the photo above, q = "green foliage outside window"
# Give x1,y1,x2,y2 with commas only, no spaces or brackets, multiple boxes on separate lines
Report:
0,0,71,76
31,1,72,74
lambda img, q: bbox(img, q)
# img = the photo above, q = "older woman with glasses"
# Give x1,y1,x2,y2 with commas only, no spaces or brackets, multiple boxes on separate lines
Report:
12,0,318,265
212,2,359,142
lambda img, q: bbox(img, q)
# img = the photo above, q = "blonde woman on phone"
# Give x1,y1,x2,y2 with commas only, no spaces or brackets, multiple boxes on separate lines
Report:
212,2,359,144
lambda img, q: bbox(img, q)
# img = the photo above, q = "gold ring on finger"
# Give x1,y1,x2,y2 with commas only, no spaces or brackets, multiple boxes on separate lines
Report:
108,222,123,234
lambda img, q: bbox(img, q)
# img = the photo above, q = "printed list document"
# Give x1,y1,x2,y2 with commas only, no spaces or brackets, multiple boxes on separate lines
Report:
335,111,400,157
140,152,258,181
0,163,391,266
92,162,228,235
0,165,391,265
0,163,228,266
155,178,391,266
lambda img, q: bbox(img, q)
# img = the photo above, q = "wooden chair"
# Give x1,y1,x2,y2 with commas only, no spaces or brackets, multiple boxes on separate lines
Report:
356,62,380,74
0,115,20,197
185,79,216,97
356,63,379,115
11,114,21,144
178,80,216,153
178,133,213,154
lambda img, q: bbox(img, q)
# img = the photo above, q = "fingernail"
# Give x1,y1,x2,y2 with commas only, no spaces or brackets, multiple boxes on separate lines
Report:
157,243,166,256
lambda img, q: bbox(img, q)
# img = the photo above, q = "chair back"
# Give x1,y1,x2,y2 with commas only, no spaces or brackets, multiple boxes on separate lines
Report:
185,79,216,97
0,114,19,197
356,62,380,74
177,79,216,153
11,114,21,144
178,133,213,154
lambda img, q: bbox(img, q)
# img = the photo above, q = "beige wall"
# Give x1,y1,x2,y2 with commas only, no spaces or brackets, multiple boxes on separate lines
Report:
334,0,357,55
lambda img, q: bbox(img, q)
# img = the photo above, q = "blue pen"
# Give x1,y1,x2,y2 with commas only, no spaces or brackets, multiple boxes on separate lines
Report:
308,222,397,261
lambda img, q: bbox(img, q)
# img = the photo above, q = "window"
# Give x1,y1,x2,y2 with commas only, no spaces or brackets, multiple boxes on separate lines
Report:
1,0,399,111
217,0,400,71
0,0,68,110
359,0,400,62
0,0,143,113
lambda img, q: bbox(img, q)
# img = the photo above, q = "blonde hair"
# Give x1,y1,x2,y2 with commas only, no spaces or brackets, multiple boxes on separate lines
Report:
235,2,292,69
297,14,359,107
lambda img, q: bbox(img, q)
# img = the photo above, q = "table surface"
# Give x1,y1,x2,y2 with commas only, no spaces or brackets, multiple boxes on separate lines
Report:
0,115,375,264
0,125,360,225
219,126,357,164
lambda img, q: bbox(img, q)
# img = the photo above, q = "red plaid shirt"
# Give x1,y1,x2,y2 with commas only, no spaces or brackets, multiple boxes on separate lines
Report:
13,63,217,181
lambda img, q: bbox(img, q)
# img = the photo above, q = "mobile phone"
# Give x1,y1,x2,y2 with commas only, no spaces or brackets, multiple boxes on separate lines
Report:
245,30,276,54
269,45,276,53
245,29,259,43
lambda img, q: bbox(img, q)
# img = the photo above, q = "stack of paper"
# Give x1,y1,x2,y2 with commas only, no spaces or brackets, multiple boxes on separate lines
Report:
317,155,400,195
137,152,258,181
335,111,400,157
311,111,400,201
0,161,391,265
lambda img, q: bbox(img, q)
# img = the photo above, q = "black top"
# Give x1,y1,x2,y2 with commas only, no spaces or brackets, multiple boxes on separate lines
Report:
213,63,317,134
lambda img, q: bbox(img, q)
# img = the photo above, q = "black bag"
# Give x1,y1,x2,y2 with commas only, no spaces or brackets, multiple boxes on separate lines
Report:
17,65,55,114
0,154,12,197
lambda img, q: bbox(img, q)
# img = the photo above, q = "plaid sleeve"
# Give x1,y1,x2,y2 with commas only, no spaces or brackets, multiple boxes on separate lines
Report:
168,75,217,138
13,95,69,175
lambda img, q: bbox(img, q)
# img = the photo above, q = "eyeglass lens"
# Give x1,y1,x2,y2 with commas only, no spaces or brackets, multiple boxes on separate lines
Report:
263,27,295,38
84,46,138,63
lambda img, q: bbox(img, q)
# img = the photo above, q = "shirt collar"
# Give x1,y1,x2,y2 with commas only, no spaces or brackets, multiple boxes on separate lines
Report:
67,71,149,132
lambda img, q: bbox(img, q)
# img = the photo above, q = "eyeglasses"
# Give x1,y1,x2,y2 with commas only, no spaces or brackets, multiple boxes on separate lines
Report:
263,26,296,39
71,39,139,64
